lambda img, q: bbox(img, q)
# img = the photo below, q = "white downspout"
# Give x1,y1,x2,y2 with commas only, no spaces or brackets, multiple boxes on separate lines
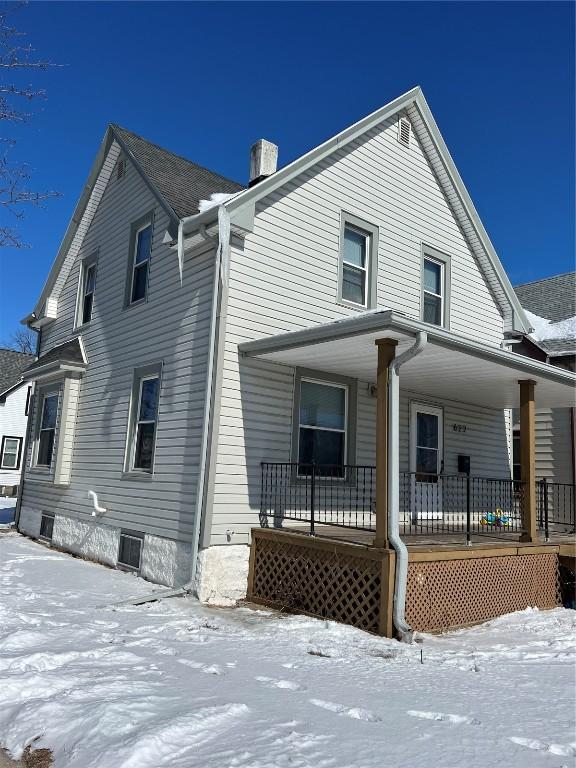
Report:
388,331,427,642
188,205,231,590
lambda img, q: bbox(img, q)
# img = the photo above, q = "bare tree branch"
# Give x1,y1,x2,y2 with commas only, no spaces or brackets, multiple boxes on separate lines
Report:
3,327,37,353
0,1,61,247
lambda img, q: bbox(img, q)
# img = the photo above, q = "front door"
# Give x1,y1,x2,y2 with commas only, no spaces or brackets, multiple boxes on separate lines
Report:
410,403,443,520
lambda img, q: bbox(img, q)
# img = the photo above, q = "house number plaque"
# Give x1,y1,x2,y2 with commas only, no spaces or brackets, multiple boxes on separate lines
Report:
452,424,467,433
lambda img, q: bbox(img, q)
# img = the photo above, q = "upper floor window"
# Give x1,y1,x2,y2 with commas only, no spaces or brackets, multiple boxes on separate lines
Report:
78,259,97,326
36,392,59,467
128,369,161,473
421,247,450,328
130,223,152,304
338,213,378,310
1,436,22,470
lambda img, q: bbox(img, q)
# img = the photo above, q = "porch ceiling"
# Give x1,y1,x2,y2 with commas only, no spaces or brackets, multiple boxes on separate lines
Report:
239,311,576,409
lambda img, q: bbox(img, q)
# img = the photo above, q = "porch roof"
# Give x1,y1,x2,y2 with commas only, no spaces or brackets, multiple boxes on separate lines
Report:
239,311,576,409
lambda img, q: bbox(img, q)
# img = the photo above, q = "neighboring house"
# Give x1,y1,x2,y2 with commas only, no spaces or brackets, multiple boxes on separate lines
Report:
15,88,574,622
512,272,576,487
0,349,35,491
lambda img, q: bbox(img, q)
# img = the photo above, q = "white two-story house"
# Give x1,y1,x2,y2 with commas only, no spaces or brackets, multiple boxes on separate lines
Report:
17,88,574,619
0,349,34,495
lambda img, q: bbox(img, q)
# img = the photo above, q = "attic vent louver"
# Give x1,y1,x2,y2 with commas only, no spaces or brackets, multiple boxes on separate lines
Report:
398,116,411,147
117,158,126,180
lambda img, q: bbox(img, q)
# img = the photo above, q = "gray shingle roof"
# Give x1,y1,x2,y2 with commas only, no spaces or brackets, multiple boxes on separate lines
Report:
111,125,244,219
539,338,576,355
514,272,576,323
0,349,35,396
25,339,85,375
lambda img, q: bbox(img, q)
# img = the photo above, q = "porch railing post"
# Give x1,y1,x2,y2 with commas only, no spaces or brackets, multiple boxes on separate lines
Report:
542,477,549,542
309,461,315,536
519,379,538,542
465,474,471,546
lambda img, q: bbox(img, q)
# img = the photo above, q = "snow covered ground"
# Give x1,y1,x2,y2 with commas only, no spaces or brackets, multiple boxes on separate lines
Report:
0,534,574,768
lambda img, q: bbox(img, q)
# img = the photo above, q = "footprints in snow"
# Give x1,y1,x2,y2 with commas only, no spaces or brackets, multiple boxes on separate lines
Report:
407,709,480,726
508,736,576,757
310,698,381,722
256,675,304,691
177,658,224,675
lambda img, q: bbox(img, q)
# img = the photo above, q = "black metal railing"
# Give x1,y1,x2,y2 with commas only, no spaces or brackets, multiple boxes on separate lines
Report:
260,463,576,544
399,472,524,543
537,479,576,538
260,462,376,533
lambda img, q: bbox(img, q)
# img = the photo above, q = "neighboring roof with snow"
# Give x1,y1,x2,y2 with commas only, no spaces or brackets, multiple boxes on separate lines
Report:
112,125,244,219
515,273,576,323
0,349,35,397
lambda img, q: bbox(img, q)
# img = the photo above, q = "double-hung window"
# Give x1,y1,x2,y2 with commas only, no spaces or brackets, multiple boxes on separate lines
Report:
297,378,348,477
37,393,59,467
130,374,160,472
338,214,377,309
130,223,152,304
421,248,450,328
0,437,22,470
79,260,97,325
342,226,369,306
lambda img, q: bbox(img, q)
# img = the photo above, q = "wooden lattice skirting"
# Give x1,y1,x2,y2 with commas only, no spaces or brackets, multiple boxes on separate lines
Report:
406,553,560,632
248,529,561,635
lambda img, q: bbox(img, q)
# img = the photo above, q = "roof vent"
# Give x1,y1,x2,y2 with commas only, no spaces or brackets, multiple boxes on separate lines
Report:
117,157,126,180
249,139,278,187
397,116,411,147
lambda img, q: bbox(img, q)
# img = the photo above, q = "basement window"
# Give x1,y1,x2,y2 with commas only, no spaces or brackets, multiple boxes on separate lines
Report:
39,513,55,541
118,531,143,571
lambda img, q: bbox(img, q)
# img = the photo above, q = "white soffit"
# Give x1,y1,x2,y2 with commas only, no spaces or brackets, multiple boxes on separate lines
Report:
241,324,575,410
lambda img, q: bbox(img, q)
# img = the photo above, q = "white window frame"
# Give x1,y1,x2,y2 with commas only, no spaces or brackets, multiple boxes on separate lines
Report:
338,213,378,311
296,377,348,477
76,258,97,327
0,436,22,470
422,256,445,327
129,222,152,306
35,391,59,469
129,373,160,473
341,224,369,309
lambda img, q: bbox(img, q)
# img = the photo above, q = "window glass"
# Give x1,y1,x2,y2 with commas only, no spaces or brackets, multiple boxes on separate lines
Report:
82,263,96,324
132,375,160,471
424,259,441,294
341,225,368,306
416,411,439,476
300,380,345,430
343,228,366,268
423,293,442,325
298,380,346,473
1,438,20,468
130,224,152,304
37,393,58,467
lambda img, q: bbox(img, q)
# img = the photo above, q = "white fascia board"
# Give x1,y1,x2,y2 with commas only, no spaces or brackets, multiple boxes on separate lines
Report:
24,127,115,323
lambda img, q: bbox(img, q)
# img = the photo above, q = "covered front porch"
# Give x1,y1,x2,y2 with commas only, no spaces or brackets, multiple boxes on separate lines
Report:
240,311,575,635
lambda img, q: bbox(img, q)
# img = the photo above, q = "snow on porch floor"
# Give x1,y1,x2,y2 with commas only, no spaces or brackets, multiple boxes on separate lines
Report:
0,535,574,768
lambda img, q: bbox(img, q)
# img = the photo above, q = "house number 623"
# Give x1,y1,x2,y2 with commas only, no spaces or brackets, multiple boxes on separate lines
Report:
452,424,467,433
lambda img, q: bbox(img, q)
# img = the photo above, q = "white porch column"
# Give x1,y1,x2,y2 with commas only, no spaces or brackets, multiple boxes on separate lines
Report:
374,339,398,548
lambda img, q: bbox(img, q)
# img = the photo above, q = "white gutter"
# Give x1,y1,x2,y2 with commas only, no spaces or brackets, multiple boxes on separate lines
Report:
188,205,231,590
388,331,428,641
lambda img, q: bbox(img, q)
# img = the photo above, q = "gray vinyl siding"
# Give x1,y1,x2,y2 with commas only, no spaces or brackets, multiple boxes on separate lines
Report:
21,157,214,541
534,408,575,484
208,112,509,544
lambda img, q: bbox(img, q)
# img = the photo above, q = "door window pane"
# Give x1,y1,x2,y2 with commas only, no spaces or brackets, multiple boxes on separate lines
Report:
417,412,438,448
416,447,438,475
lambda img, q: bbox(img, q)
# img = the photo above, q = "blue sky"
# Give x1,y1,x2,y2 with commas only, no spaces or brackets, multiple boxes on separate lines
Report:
0,1,574,340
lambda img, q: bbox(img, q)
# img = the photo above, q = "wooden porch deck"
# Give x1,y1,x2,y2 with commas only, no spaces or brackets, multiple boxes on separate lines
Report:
286,524,576,558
